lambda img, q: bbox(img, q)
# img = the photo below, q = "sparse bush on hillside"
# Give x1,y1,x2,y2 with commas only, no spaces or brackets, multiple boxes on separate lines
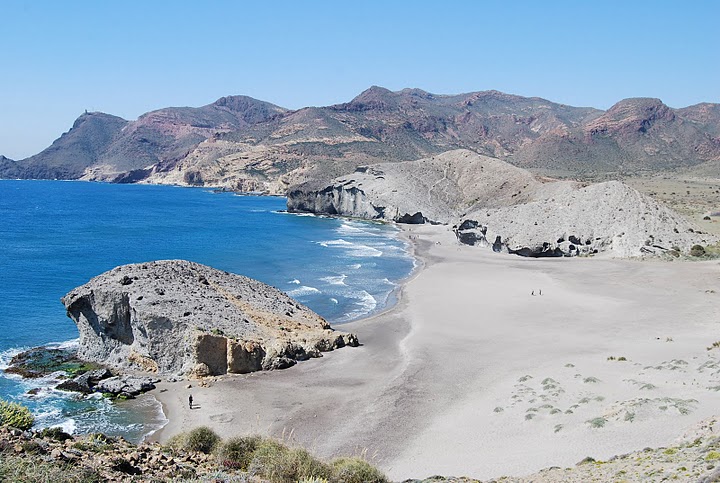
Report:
217,435,262,470
330,456,389,483
166,426,221,454
690,244,706,257
185,426,221,454
0,399,34,431
248,438,332,482
0,422,390,483
37,426,73,442
0,453,103,482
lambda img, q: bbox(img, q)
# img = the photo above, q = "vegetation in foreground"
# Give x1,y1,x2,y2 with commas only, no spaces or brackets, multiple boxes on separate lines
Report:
0,411,388,483
0,398,34,431
4,400,720,482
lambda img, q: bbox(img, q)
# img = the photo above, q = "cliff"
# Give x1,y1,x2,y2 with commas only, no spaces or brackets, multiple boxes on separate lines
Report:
287,150,718,258
61,260,358,377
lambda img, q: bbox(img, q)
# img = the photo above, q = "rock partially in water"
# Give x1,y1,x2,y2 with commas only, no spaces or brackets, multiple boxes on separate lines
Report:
62,260,359,378
56,369,113,394
5,347,102,379
95,375,159,398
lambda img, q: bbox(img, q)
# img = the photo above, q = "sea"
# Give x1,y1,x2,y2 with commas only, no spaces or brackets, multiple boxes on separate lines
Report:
0,180,415,442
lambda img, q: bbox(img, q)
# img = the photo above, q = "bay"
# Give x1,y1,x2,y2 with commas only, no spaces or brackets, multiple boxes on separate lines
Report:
0,180,415,440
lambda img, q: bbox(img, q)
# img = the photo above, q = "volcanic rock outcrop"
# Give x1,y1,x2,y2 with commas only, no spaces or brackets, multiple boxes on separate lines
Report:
288,149,717,258
61,260,358,377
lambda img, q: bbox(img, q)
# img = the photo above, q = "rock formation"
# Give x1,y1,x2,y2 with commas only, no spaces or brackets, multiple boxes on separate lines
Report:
61,260,358,377
287,150,718,258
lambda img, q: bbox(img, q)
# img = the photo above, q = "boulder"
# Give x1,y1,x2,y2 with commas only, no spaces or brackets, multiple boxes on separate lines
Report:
56,369,113,394
95,375,158,397
62,260,359,377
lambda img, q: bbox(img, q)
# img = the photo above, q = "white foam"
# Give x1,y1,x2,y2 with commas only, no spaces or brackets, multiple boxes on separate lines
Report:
319,238,354,247
33,406,62,423
330,298,339,304
343,290,378,321
50,418,77,435
351,245,383,257
46,339,80,350
319,239,383,257
286,286,321,298
349,263,362,270
274,211,316,217
288,279,301,284
0,347,25,371
320,274,347,286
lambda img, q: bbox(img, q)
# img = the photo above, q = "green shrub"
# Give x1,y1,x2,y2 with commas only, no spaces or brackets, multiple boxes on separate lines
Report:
165,427,221,454
71,434,115,453
0,398,34,430
248,439,331,482
217,435,262,470
0,453,103,482
37,426,72,442
330,457,388,483
690,244,706,257
185,426,221,454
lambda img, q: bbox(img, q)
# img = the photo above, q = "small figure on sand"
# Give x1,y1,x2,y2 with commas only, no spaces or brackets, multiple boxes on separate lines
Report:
531,290,535,296
539,289,542,296
189,394,193,409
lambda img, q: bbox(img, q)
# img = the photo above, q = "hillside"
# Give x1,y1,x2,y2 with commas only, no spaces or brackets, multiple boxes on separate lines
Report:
287,150,717,258
0,96,285,184
2,88,719,191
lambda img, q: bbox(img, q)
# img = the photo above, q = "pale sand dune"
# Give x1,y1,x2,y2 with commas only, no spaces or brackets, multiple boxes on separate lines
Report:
151,225,720,480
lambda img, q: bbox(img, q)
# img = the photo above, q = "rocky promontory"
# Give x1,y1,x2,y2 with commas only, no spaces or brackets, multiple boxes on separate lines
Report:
288,149,718,258
61,260,358,377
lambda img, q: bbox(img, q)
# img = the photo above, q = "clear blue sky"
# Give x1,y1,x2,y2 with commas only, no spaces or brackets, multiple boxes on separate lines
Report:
1,0,718,159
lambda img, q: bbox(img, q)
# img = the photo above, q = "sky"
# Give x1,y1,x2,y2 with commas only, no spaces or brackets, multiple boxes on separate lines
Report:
1,0,719,159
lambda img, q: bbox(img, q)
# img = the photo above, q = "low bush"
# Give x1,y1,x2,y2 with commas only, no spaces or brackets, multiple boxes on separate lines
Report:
217,435,261,470
185,426,221,454
167,426,220,454
0,398,34,430
690,244,706,257
0,453,102,482
37,426,72,442
330,457,389,483
248,439,332,482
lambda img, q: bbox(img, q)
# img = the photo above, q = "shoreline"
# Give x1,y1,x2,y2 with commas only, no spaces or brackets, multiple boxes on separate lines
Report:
149,223,720,480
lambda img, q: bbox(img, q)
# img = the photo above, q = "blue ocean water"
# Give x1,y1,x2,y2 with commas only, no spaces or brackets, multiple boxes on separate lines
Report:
0,180,415,441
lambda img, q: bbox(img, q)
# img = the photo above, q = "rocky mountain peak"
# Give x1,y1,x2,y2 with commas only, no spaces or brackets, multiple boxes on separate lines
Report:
398,87,435,99
213,95,284,114
585,97,675,135
71,111,127,130
341,85,398,111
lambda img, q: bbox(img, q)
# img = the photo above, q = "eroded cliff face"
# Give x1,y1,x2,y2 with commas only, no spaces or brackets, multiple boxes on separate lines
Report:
287,184,385,220
61,260,358,377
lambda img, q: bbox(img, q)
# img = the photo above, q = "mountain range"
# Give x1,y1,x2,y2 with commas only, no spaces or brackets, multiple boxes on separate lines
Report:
1,87,719,192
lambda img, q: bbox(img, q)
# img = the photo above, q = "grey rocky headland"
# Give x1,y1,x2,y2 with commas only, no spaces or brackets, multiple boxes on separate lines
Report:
288,149,717,258
61,260,358,377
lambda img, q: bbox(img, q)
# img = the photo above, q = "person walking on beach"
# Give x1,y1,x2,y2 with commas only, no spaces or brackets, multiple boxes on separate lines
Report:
189,394,193,409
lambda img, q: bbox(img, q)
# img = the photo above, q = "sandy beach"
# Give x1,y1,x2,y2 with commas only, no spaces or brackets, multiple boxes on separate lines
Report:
151,225,720,480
